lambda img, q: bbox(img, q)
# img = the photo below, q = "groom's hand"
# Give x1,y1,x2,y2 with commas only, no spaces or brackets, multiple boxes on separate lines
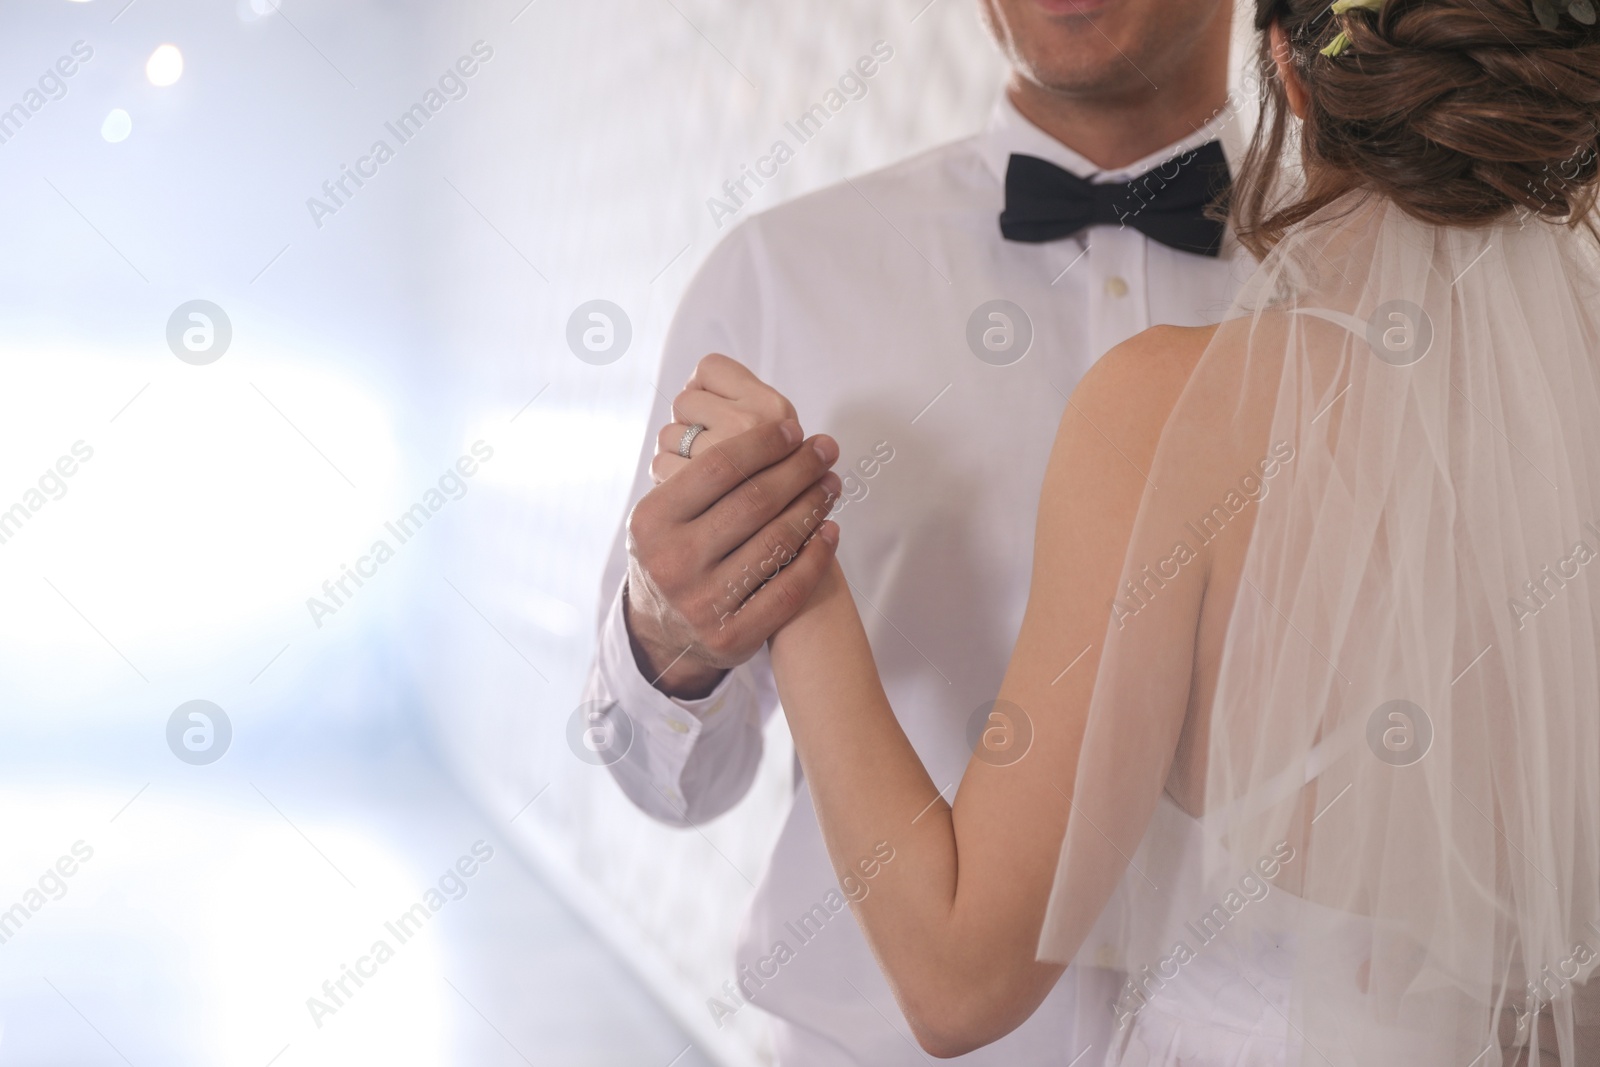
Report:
623,357,841,699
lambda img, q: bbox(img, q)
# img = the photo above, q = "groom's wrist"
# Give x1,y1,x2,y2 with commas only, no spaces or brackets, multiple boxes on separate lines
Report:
622,586,729,700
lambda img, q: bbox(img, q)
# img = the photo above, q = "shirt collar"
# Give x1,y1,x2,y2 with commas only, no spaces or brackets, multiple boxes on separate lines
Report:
977,91,1238,188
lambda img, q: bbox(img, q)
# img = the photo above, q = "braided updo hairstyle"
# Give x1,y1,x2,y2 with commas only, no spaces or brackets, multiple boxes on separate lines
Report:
1234,0,1600,255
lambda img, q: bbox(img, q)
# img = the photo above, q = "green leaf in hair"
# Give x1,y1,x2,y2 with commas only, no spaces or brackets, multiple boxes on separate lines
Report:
1320,0,1387,57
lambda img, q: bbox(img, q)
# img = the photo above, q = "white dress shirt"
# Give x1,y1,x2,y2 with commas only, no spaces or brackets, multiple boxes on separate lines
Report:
582,94,1249,1065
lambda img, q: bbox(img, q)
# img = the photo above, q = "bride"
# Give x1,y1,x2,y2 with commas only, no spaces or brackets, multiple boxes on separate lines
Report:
671,0,1600,1062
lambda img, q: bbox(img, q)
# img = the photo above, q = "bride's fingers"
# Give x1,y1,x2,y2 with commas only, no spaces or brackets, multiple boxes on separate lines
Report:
685,355,795,422
684,353,756,398
656,390,789,466
654,421,723,467
669,388,755,438
657,421,688,457
650,450,688,484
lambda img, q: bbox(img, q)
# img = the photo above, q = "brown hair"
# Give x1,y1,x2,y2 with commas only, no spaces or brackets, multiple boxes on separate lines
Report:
1234,0,1600,256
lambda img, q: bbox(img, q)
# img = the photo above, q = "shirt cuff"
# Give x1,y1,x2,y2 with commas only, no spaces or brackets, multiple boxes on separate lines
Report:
592,580,751,813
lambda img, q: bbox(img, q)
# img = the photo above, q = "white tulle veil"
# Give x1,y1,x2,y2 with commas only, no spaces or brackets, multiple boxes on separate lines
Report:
1039,192,1600,1065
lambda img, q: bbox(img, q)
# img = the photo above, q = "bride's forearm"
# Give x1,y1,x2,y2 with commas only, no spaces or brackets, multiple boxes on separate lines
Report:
770,560,951,837
771,559,943,809
768,560,1022,1053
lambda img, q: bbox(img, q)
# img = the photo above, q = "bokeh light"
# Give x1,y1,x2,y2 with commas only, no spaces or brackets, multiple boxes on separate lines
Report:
100,108,132,143
145,44,184,88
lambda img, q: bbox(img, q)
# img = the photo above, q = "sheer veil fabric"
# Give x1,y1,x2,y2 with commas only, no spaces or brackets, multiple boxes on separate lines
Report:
1040,194,1600,1065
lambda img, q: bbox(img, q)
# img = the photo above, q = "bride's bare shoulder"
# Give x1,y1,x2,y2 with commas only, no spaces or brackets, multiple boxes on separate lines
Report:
1038,324,1221,530
1034,322,1223,578
1066,323,1219,435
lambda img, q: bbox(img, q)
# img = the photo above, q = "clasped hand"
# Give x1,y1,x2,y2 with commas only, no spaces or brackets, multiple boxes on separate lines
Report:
620,354,842,698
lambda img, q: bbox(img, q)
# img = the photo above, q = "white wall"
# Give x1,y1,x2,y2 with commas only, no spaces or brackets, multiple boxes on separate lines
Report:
411,2,1003,1063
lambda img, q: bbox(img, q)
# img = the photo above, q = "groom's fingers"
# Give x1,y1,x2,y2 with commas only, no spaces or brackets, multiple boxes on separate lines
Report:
653,419,799,519
717,472,841,591
625,418,838,678
652,388,792,481
718,516,839,639
697,433,839,560
656,420,810,522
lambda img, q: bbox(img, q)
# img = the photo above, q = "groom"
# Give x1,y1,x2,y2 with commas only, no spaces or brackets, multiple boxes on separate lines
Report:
583,0,1245,1061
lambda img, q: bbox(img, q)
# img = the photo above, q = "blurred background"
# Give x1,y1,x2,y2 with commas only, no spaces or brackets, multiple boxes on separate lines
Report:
0,1,1005,1063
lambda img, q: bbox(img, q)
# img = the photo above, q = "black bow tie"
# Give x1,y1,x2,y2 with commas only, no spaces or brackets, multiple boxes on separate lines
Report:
999,141,1231,257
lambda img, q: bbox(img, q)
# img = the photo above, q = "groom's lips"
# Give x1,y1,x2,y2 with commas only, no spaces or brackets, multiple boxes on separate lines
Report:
1032,0,1115,15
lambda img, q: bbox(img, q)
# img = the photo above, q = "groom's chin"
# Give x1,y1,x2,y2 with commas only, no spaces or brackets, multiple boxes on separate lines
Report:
1030,0,1117,16
981,0,1231,100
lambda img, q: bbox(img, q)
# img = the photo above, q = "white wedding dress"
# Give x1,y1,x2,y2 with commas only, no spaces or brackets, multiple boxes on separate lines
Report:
1080,798,1391,1067
1039,195,1600,1067
1081,797,1298,1067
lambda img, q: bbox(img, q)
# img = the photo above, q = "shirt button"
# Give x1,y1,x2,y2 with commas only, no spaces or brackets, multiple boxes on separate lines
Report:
1105,276,1129,298
667,719,690,734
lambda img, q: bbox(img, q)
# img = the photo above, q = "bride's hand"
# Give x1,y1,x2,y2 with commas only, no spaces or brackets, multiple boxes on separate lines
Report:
651,353,820,483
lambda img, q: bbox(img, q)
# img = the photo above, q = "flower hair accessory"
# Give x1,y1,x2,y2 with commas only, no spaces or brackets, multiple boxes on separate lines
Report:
1532,0,1597,30
1320,0,1597,57
1320,0,1386,57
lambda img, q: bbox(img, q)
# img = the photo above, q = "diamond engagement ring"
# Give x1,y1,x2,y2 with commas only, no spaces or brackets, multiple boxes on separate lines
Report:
678,423,705,458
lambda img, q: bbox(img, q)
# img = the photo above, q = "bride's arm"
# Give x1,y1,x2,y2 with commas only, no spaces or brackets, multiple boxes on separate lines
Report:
769,326,1212,1056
